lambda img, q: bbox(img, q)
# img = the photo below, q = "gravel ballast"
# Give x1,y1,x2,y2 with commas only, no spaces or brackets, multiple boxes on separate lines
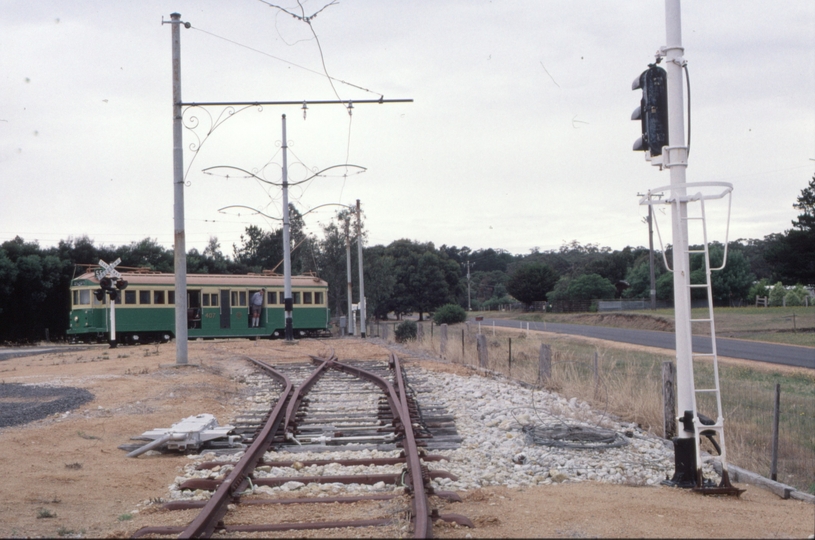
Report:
0,383,95,428
166,363,721,502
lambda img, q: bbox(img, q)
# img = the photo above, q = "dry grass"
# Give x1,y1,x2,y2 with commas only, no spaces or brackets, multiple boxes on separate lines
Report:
380,320,815,494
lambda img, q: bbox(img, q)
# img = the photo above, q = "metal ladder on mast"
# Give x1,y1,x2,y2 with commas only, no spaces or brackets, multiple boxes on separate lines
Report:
644,182,743,495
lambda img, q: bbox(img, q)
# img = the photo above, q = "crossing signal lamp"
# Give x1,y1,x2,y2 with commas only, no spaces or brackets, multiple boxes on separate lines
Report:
632,63,669,163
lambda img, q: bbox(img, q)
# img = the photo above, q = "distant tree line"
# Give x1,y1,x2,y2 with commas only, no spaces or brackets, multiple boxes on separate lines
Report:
1,176,812,343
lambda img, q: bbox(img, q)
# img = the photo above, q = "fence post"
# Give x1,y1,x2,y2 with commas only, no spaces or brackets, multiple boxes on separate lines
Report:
508,338,512,377
477,334,488,368
662,361,677,439
440,324,448,357
416,322,424,342
461,329,465,358
771,383,780,481
538,343,551,385
381,323,389,341
593,351,600,400
593,352,599,386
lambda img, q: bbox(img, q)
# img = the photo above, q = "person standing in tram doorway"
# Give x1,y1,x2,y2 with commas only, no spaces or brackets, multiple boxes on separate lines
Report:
250,288,265,328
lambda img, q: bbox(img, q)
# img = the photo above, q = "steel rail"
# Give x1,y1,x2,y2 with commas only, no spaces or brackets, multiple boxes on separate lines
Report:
390,352,433,537
177,356,293,538
134,354,469,538
325,355,432,537
133,355,295,538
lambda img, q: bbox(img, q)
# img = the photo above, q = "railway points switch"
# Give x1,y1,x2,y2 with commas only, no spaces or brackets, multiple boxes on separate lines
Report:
127,414,239,457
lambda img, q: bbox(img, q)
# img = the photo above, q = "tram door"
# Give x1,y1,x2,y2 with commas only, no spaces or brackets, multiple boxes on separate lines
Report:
187,290,202,329
220,290,231,329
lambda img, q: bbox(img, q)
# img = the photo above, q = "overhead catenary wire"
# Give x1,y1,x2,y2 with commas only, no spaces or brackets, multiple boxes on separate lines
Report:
258,0,357,201
188,25,383,98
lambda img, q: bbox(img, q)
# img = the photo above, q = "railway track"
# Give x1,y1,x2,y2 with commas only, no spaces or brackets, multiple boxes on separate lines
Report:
132,351,473,538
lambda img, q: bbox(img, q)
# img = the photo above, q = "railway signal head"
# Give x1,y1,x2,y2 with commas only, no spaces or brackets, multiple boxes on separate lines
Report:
116,279,128,290
632,64,669,160
108,289,120,302
99,277,113,290
94,289,105,301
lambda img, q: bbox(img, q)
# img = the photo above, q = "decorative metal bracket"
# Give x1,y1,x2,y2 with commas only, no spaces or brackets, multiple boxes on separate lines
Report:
181,103,263,184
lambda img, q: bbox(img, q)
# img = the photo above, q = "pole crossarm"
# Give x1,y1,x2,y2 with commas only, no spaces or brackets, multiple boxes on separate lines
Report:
218,201,355,221
179,98,413,107
204,164,365,187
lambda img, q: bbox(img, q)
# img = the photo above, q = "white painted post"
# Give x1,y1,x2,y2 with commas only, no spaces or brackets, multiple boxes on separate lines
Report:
664,0,696,486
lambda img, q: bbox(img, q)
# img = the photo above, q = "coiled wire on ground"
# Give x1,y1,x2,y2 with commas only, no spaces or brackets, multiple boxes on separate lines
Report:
521,423,629,449
508,360,629,449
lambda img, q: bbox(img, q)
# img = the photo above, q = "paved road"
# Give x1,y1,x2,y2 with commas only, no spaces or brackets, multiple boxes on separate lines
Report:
472,318,814,370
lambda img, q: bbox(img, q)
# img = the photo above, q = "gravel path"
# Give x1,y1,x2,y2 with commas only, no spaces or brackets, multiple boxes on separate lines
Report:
0,383,95,428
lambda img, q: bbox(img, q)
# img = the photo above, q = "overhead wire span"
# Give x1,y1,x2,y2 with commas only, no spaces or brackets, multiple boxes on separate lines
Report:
188,25,383,98
259,0,359,200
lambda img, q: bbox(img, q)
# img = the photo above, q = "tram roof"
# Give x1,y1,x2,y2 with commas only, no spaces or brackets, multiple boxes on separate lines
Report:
72,272,327,288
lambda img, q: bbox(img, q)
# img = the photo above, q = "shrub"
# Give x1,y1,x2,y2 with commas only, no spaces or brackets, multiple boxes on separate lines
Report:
747,279,770,302
768,282,786,306
394,320,417,342
433,304,467,325
784,284,809,306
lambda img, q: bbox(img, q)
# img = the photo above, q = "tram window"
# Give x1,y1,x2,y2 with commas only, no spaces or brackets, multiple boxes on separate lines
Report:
315,292,323,305
79,289,91,305
73,291,78,305
139,290,151,304
303,292,312,304
210,293,218,307
125,291,137,304
293,292,301,304
231,291,237,306
202,294,210,307
267,291,276,304
239,291,247,306
154,291,165,304
168,291,175,304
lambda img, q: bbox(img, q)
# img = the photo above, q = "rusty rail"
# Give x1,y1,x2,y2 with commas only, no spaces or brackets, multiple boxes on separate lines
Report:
132,353,471,538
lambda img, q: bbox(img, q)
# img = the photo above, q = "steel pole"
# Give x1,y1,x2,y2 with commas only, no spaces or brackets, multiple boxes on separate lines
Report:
356,199,366,338
648,205,657,310
109,298,117,348
170,13,188,364
345,217,354,336
467,260,472,311
664,0,695,486
281,115,294,341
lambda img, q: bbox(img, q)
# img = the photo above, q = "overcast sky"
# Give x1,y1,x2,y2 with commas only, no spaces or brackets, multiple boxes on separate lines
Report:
2,1,814,259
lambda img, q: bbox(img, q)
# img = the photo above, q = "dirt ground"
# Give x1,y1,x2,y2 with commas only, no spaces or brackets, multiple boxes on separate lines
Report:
0,338,812,539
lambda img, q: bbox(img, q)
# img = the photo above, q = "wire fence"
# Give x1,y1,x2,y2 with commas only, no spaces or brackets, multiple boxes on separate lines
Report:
373,320,815,494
